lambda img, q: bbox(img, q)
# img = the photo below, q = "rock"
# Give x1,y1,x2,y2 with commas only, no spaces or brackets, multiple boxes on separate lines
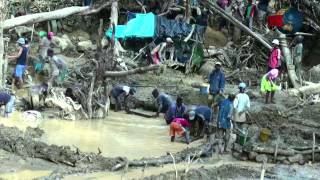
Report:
276,156,286,162
288,154,303,163
199,61,215,77
239,153,248,161
283,159,290,165
247,90,260,99
53,34,75,51
78,36,88,42
101,37,109,48
249,151,258,160
77,40,97,51
71,29,90,41
232,152,241,159
255,154,268,163
232,143,243,153
52,48,61,54
308,64,320,83
298,159,305,165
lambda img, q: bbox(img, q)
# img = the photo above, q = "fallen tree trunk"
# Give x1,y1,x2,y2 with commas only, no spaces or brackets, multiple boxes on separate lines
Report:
252,146,295,156
104,65,160,77
80,1,112,15
278,31,299,88
288,83,320,97
4,6,89,30
201,0,272,50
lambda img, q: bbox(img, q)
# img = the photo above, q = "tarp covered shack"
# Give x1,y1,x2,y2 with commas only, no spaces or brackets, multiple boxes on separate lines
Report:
105,12,206,70
105,12,205,41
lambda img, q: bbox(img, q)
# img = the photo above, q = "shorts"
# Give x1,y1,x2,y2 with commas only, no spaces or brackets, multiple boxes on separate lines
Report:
14,65,26,79
5,96,15,114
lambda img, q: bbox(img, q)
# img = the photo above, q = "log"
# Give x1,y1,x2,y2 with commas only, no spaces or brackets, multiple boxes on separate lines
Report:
105,65,160,77
4,6,89,30
253,146,295,156
201,0,272,50
0,4,4,88
80,1,112,15
288,83,320,97
277,31,298,88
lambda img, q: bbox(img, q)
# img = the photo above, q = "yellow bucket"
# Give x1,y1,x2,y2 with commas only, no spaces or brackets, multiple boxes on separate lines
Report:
259,128,271,142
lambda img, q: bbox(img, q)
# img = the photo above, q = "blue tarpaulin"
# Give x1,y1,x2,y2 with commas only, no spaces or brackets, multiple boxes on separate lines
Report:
106,12,155,39
282,8,304,33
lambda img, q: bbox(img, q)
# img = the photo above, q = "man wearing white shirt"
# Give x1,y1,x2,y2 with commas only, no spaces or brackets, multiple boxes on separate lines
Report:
233,83,250,129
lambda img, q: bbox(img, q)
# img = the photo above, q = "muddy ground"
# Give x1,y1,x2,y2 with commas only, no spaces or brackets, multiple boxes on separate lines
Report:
0,65,319,179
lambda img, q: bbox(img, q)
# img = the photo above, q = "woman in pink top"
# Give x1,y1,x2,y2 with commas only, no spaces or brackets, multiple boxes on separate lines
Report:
268,39,281,72
170,118,191,144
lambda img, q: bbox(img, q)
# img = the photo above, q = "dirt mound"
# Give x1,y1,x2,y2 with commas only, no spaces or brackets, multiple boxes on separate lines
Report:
138,165,261,180
204,27,227,48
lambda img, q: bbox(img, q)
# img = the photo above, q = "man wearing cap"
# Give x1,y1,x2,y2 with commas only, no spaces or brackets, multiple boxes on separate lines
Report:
216,94,235,154
208,62,225,114
110,84,135,112
268,39,281,72
8,38,29,90
187,105,212,137
0,92,15,118
261,69,279,103
152,89,173,117
151,37,174,64
165,96,187,125
233,83,250,129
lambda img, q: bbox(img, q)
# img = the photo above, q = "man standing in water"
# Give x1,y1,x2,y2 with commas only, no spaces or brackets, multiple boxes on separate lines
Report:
110,85,136,112
152,88,173,117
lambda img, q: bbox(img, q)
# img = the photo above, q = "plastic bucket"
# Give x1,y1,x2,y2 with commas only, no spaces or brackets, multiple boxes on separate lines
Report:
199,83,209,94
237,133,250,145
259,128,271,142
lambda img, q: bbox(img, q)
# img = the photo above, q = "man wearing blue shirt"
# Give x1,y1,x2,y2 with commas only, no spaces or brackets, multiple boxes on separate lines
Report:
217,94,235,154
152,89,173,117
208,62,226,115
165,96,186,125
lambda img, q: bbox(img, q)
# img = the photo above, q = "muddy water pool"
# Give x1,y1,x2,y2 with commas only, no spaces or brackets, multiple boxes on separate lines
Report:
0,111,192,160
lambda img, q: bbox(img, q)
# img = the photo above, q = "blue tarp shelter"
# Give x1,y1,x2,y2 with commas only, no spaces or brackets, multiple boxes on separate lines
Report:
106,12,156,39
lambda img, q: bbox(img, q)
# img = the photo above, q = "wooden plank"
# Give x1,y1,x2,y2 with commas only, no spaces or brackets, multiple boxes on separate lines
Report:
128,109,154,118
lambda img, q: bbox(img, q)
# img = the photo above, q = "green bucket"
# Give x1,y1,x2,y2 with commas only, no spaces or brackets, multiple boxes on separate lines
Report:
237,133,250,145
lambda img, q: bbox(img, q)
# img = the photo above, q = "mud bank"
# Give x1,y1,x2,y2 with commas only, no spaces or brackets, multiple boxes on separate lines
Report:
0,124,124,171
139,163,320,180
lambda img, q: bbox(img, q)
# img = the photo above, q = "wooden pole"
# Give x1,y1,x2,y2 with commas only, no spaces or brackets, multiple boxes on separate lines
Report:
104,65,160,77
0,0,5,88
4,6,89,30
312,132,315,163
277,32,298,88
274,135,280,162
